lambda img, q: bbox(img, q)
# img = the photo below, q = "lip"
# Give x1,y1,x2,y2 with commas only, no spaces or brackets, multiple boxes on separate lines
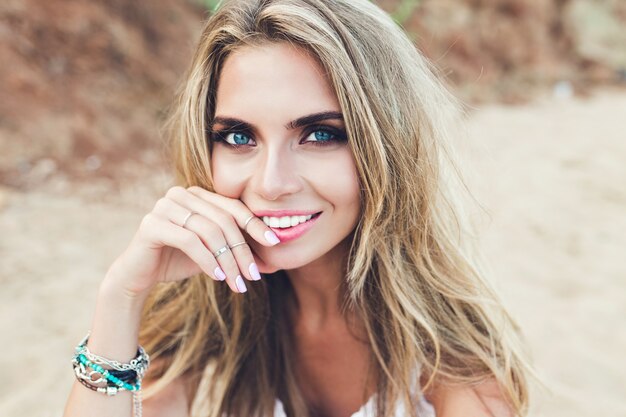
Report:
266,212,322,243
253,209,321,217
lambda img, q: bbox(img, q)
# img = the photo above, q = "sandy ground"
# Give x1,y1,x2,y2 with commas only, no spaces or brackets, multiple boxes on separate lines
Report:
1,89,624,417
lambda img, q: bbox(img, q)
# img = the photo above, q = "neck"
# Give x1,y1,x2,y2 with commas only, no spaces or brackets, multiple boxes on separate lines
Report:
284,238,351,334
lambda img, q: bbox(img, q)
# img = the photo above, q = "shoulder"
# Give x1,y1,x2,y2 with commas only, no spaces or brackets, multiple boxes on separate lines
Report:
422,376,515,417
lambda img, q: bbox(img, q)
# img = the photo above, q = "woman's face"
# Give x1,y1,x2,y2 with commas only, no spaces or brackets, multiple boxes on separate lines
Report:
210,42,360,273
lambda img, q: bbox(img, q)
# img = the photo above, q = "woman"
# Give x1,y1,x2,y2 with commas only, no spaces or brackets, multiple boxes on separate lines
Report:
63,0,530,416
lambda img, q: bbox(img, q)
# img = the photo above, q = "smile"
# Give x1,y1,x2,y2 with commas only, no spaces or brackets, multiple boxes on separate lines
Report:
262,213,320,228
264,212,322,243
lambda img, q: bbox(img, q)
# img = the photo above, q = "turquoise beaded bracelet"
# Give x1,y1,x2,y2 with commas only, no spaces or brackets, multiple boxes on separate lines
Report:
75,353,141,393
71,331,148,417
71,332,150,395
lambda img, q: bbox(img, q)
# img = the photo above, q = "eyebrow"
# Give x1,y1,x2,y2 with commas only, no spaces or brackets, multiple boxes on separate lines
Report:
210,111,344,132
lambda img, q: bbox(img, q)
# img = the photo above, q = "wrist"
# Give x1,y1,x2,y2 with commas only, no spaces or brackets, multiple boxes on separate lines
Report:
85,276,149,365
99,272,151,314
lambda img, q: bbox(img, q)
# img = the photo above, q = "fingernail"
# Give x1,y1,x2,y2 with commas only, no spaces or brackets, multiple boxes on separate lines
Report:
235,275,247,293
249,263,261,281
214,266,226,281
265,230,280,245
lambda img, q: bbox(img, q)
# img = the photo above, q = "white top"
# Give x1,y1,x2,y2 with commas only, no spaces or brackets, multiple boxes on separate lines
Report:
192,361,436,417
273,364,436,417
273,393,436,417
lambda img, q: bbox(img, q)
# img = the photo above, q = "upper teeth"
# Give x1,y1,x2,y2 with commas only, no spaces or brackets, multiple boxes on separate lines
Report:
262,214,314,228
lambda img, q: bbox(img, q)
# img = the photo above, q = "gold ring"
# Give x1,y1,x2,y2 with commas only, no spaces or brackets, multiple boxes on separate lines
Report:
229,242,248,249
213,245,230,258
181,211,197,228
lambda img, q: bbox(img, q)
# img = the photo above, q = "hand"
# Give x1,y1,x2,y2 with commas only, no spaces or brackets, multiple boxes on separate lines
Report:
104,186,281,298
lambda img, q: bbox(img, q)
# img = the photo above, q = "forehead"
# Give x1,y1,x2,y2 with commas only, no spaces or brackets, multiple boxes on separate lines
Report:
215,42,340,119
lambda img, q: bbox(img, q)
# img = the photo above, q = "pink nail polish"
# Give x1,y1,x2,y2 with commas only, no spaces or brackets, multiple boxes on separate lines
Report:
235,275,247,293
265,230,280,245
214,266,227,281
249,263,261,281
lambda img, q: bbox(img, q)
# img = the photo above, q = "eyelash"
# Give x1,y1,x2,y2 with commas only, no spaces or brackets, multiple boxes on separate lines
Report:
209,125,347,149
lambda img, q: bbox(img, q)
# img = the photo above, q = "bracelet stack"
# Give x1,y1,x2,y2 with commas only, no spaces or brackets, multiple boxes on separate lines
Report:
71,332,150,417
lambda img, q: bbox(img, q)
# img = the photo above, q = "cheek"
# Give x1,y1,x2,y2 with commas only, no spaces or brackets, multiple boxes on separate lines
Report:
314,151,361,212
210,151,245,198
341,171,361,219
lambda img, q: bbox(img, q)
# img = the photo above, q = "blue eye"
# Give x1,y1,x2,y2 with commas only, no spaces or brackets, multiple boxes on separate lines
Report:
226,132,254,145
211,130,256,147
302,127,347,146
210,125,346,149
312,130,333,142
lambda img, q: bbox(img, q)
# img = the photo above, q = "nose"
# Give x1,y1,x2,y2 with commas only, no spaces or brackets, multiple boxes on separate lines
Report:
252,145,303,201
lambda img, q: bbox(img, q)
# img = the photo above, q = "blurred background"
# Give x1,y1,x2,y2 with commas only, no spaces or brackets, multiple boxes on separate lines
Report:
0,0,624,416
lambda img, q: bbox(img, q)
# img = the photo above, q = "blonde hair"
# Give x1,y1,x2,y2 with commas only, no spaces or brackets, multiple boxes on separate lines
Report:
140,0,531,416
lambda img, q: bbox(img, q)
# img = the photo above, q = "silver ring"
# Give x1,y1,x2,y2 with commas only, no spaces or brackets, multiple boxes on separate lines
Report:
213,245,230,258
229,241,248,249
181,211,197,228
243,215,255,232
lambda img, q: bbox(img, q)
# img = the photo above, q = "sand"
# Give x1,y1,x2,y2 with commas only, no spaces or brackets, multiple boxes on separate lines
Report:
1,89,624,416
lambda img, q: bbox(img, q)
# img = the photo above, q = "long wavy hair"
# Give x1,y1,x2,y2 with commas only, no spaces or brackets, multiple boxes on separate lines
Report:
139,0,531,416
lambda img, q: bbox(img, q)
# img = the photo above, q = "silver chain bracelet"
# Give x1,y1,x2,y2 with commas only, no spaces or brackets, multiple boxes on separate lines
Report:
72,331,150,417
74,332,150,375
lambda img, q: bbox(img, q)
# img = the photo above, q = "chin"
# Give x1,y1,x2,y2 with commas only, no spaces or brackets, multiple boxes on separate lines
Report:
256,255,311,274
253,245,321,274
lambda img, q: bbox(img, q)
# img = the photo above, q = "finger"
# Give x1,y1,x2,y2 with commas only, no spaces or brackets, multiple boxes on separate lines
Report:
141,214,225,283
229,241,262,282
185,186,281,247
155,197,249,292
153,198,232,282
182,207,262,283
180,213,252,293
162,190,263,283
